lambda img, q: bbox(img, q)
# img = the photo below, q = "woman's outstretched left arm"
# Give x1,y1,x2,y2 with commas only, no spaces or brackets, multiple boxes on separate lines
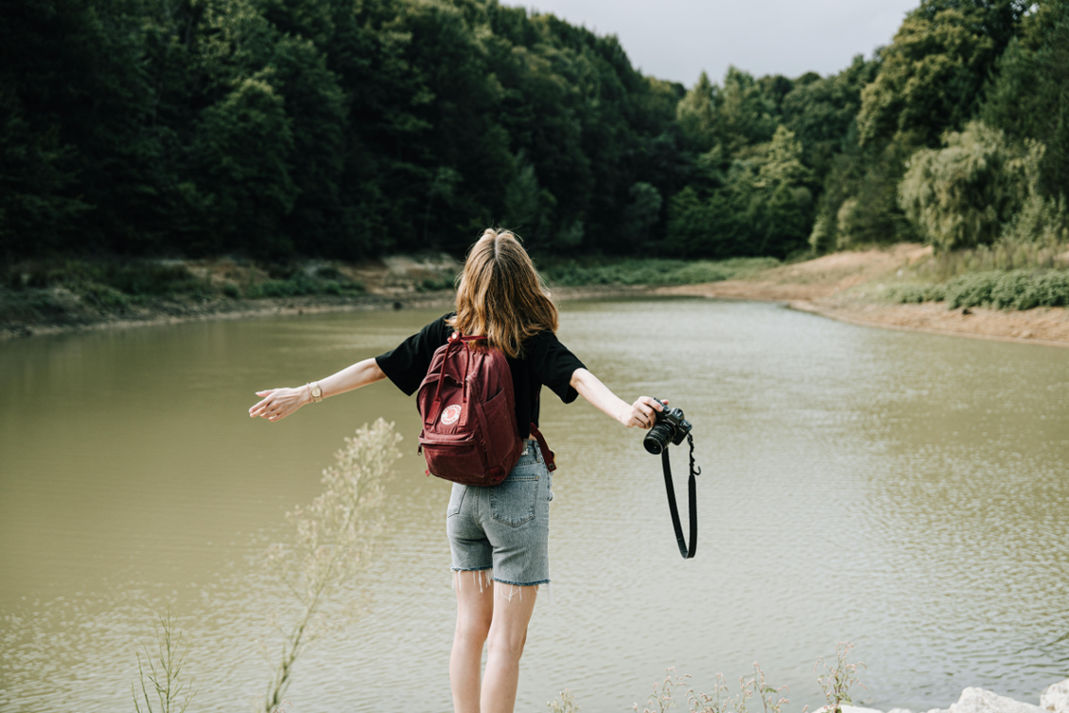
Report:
248,357,386,423
569,367,665,429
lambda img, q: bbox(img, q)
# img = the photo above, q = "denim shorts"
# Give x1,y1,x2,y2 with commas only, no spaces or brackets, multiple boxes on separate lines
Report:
446,439,553,587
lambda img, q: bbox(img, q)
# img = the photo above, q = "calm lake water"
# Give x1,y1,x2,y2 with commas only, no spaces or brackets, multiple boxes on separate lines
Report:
1,298,1067,713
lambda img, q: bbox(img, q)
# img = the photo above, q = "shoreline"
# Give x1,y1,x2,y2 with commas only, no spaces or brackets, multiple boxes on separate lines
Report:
0,293,451,341
3,248,1067,347
654,244,1069,348
0,284,656,341
785,298,1069,348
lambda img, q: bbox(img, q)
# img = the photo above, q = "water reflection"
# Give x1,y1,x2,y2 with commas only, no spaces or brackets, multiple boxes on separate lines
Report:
1,299,1066,712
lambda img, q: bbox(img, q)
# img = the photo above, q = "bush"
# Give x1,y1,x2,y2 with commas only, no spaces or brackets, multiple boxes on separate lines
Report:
105,263,204,295
243,274,364,299
944,272,998,308
17,260,207,296
82,283,131,311
889,284,947,303
944,270,1069,309
247,277,311,298
418,275,456,291
891,269,1069,309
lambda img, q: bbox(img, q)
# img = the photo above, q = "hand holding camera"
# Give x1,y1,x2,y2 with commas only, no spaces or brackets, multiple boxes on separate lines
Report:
642,398,693,454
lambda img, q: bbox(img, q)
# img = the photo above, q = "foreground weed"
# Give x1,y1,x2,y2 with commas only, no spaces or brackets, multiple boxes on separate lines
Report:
262,418,401,713
132,612,193,713
815,642,865,713
630,664,787,713
634,668,692,713
688,664,786,713
548,688,580,713
581,647,855,713
739,663,788,713
130,420,401,713
686,672,732,713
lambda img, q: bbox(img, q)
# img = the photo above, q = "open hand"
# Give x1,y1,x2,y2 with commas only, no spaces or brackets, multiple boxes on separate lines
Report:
248,386,308,422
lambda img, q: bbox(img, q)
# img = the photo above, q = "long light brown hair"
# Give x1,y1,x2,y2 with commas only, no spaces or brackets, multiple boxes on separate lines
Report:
448,228,558,358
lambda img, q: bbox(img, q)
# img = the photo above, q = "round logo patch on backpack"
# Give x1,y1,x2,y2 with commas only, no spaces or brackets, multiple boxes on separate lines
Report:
441,404,462,425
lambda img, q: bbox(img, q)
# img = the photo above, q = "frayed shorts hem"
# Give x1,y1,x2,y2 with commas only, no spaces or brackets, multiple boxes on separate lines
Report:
450,567,548,587
493,576,549,587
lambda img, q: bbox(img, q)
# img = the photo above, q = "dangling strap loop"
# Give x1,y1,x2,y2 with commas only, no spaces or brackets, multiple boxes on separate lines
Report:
661,433,699,559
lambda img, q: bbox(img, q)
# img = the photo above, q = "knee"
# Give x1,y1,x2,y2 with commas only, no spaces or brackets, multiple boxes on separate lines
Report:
453,620,489,649
486,625,527,663
455,614,491,646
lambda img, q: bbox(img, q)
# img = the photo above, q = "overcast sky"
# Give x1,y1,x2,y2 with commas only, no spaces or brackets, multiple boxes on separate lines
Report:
509,0,920,86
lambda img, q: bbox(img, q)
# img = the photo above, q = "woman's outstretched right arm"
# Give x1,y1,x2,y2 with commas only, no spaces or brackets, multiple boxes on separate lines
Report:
248,357,386,423
570,367,665,429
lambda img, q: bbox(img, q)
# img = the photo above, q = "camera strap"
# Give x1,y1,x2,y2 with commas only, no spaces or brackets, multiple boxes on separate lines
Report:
661,432,700,559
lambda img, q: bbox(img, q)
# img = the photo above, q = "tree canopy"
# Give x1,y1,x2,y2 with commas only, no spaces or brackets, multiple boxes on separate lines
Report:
1,0,1064,262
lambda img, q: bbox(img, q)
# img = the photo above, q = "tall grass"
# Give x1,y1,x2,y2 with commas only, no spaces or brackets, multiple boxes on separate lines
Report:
916,241,1067,282
816,642,865,713
546,644,862,713
132,613,194,713
540,257,779,288
4,259,365,304
131,419,402,713
261,418,400,712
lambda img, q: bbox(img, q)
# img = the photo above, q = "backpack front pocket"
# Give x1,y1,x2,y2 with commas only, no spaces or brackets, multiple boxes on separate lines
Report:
420,434,494,485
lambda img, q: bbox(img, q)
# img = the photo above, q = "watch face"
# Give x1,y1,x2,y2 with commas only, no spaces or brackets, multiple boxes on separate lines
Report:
312,384,322,399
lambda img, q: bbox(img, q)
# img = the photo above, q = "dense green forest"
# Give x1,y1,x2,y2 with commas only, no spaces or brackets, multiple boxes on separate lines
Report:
1,0,1066,263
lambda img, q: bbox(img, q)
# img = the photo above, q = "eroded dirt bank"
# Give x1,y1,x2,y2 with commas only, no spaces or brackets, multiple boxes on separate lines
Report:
656,244,1069,347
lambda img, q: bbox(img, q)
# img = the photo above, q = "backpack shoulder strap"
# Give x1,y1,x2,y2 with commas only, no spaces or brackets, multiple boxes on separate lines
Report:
529,423,556,472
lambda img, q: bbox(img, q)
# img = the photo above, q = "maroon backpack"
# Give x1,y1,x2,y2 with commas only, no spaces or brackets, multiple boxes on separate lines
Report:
416,332,554,486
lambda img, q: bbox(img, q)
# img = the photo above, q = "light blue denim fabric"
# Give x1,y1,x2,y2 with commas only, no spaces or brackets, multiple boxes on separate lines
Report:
446,439,553,586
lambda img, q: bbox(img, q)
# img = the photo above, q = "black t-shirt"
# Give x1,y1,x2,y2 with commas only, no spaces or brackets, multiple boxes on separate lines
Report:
375,313,586,438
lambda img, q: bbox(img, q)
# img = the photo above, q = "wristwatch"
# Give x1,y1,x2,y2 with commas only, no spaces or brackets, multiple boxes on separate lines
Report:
309,382,323,403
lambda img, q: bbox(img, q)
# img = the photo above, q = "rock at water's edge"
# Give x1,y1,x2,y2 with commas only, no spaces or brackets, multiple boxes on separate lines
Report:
1041,680,1069,713
922,687,1045,713
821,681,1069,713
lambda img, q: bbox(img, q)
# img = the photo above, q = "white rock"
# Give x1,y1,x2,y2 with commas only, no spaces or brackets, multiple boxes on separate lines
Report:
842,706,886,713
923,687,1044,713
814,706,886,713
1041,679,1069,713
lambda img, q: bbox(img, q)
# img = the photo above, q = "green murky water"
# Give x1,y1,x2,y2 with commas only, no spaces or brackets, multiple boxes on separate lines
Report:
2,298,1066,712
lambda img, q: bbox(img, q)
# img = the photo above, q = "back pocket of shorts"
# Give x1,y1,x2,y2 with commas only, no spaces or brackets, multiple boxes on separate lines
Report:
488,473,539,526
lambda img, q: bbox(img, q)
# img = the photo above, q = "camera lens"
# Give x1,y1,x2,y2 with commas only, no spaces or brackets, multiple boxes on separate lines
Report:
643,423,672,454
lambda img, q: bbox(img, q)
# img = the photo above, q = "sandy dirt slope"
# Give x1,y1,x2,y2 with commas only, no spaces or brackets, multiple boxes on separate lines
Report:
656,244,1069,347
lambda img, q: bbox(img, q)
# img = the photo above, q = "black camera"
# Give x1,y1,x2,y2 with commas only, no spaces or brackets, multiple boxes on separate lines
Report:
642,399,692,454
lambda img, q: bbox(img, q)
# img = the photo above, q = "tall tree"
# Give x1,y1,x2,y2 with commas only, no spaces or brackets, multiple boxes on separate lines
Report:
858,0,1024,150
981,0,1069,201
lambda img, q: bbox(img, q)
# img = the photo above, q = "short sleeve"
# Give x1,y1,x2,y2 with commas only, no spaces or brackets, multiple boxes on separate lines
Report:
375,314,452,395
526,331,586,403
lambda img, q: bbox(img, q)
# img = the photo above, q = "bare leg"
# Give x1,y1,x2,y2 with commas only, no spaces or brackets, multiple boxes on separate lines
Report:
450,571,494,713
480,584,538,713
